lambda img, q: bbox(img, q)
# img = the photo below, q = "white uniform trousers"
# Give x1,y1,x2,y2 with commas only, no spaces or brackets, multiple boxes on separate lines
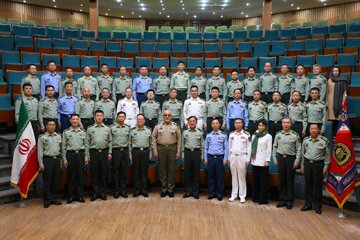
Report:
229,154,248,199
125,118,136,128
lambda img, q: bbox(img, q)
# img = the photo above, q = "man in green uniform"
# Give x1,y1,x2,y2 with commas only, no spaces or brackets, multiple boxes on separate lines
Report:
307,64,327,102
112,66,132,104
15,83,39,138
288,91,307,138
226,70,244,103
273,117,301,210
86,110,112,201
95,88,116,126
38,120,62,208
62,114,87,204
267,91,288,140
260,62,278,104
59,68,77,97
39,85,59,132
294,65,309,103
152,110,182,198
140,89,161,130
206,66,227,101
190,66,207,100
153,65,170,107
182,116,204,199
306,87,327,135
76,87,95,130
77,65,99,101
97,64,114,99
111,111,130,199
161,88,184,126
170,61,190,103
243,66,261,103
277,64,294,104
204,87,226,133
300,123,330,214
21,64,41,100
248,90,267,135
129,114,152,197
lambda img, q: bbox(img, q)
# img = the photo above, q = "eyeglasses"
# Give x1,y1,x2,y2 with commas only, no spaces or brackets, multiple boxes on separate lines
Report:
164,114,172,117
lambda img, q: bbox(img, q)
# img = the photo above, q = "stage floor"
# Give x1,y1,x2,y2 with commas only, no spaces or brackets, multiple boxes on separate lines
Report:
0,192,360,240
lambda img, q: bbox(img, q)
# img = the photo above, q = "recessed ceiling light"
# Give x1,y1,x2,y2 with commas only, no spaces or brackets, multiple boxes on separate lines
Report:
241,12,244,14
167,15,170,18
246,15,248,18
53,0,56,2
23,0,26,2
80,9,82,12
108,8,110,11
324,3,327,5
159,12,162,14
221,7,224,10
320,0,326,2
131,12,134,14
80,4,83,6
120,4,123,6
182,8,185,10
141,7,146,11
194,15,197,18
213,12,215,15
140,3,144,7
201,7,204,10
180,0,183,2
297,7,300,10
291,3,294,6
161,4,164,6
105,13,108,16
220,15,223,18
160,0,162,2
246,3,249,6
116,0,122,2
54,5,57,8
186,12,188,15
121,16,124,18
139,15,141,18
162,8,165,10
182,4,184,6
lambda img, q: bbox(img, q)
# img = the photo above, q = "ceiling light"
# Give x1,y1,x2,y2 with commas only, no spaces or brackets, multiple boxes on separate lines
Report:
167,15,170,18
162,8,165,10
116,0,122,2
161,4,164,6
186,12,188,15
139,15,142,18
297,7,300,10
53,0,56,2
246,15,248,18
194,15,197,18
140,3,144,7
241,12,244,14
54,5,57,8
131,12,134,14
182,4,185,6
182,8,185,10
221,7,224,10
220,15,223,18
121,16,124,18
23,0,26,2
80,9,82,12
120,3,123,6
80,4,83,6
159,12,162,14
201,7,204,10
320,0,326,2
141,7,146,11
160,0,162,2
213,12,215,15
246,3,249,6
291,3,294,6
108,8,110,11
105,13,108,16
324,3,327,5
180,0,183,2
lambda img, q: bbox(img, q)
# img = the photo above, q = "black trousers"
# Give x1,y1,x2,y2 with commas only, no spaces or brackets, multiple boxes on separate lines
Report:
199,93,206,100
81,118,94,130
115,93,124,105
252,165,268,203
206,117,223,133
60,114,71,133
277,154,296,203
261,92,274,104
291,122,304,138
248,120,258,136
304,159,324,209
66,150,85,199
268,121,282,142
184,149,201,195
280,92,291,104
172,118,181,127
90,95,97,101
177,89,187,104
155,94,169,108
90,149,109,196
43,156,60,204
103,118,114,126
244,95,253,103
112,148,129,194
145,118,157,131
132,148,149,194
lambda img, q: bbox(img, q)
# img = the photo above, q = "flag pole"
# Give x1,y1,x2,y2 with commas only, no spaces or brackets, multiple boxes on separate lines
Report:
16,194,26,208
337,207,349,219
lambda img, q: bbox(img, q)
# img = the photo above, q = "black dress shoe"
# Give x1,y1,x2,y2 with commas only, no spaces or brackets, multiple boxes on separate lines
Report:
217,196,223,201
183,193,192,198
90,195,97,201
142,192,149,198
193,194,199,199
276,202,287,208
300,205,312,211
77,197,85,203
133,192,140,198
113,193,119,199
100,195,107,201
315,208,322,214
286,202,293,209
252,199,259,203
120,192,128,198
43,202,50,208
51,200,62,205
67,198,73,204
168,192,174,198
258,200,268,205
208,195,215,200
160,192,167,198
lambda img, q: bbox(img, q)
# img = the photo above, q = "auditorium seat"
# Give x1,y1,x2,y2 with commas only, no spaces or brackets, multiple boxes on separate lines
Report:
264,29,279,42
296,55,315,73
135,57,152,70
218,31,232,43
187,57,203,73
97,31,112,41
143,31,157,42
277,56,296,72
128,31,142,42
7,70,26,97
188,32,202,43
188,43,203,58
205,58,221,74
140,42,155,58
21,52,41,69
64,28,80,39
233,30,248,44
173,32,187,42
259,57,276,72
72,39,89,56
329,23,347,38
123,41,139,59
305,39,323,56
0,93,14,128
63,54,81,72
47,28,63,39
158,32,171,42
249,30,263,42
53,38,70,57
89,40,105,57
99,56,116,73
0,23,12,35
253,41,270,57
204,32,217,43
312,25,328,39
35,38,53,55
80,30,96,40
172,42,187,58
220,42,235,59
156,42,170,58
170,57,186,72
0,35,14,51
239,57,258,74
1,51,22,71
337,53,357,73
347,23,360,38
279,28,296,41
117,58,134,74
236,42,252,63
295,26,312,40
222,57,239,79
288,40,305,56
112,31,127,44
324,38,343,58
343,37,360,55
316,54,335,74
152,57,169,72
106,41,121,57
15,36,35,52
81,55,98,72
13,25,30,37
30,26,46,37
350,72,360,86
0,70,8,93
148,26,159,32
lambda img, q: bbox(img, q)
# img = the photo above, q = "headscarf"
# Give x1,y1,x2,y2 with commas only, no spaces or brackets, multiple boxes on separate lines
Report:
251,119,268,159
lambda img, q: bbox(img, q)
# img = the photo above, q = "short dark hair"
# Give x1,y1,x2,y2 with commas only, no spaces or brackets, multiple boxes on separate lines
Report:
70,114,80,119
256,119,268,128
137,113,145,118
233,88,242,93
101,63,108,68
27,64,36,69
65,67,73,72
47,61,56,66
146,89,155,94
45,85,54,91
22,83,32,90
253,90,261,95
211,86,220,92
139,65,148,69
64,82,73,87
117,111,126,117
101,88,110,92
231,69,239,74
273,91,281,96
212,65,221,70
310,87,320,93
296,64,305,70
187,116,198,121
195,66,203,71
190,85,198,90
292,90,302,96
46,119,56,125
177,61,185,66
247,66,255,72
95,110,104,115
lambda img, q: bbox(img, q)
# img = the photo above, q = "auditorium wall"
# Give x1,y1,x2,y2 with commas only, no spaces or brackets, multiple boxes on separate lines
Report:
0,0,145,30
232,1,360,27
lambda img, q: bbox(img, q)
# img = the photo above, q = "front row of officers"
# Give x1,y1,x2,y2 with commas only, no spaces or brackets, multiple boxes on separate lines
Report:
38,108,329,215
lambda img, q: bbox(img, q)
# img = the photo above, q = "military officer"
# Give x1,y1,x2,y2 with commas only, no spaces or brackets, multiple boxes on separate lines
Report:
95,88,116,126
300,123,330,214
226,70,244,103
273,117,301,210
39,85,59,132
248,90,268,135
183,85,206,129
306,88,327,135
259,62,278,104
86,110,112,201
97,64,113,96
277,64,294,104
190,66,207,100
161,88,184,126
228,118,251,203
204,87,226,133
170,61,190,103
153,66,171,107
117,87,139,128
294,65,309,103
140,89,161,130
75,87,95,130
21,64,41,100
58,82,78,133
267,91,288,140
129,114,152,197
111,111,130,199
41,61,61,98
243,66,261,103
204,119,229,201
77,66,99,101
206,66,227,101
112,66,132,103
182,116,204,199
59,68,77,97
288,91,307,138
226,88,249,133
62,114,87,204
307,64,327,102
132,65,153,107
152,110,182,198
37,120,62,208
15,83,39,138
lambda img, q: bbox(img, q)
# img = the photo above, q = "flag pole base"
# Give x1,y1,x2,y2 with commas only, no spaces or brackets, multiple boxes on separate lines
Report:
15,196,26,208
337,208,349,219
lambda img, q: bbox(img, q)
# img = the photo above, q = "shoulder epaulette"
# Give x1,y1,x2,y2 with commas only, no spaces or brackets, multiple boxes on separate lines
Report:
243,130,250,136
319,135,329,142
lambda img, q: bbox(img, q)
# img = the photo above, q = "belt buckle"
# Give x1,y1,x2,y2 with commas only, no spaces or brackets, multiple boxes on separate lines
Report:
274,121,278,124
75,150,79,153
98,149,102,152
283,154,287,158
310,160,314,163
190,149,194,152
214,155,217,158
140,148,144,150
120,148,124,151
53,156,57,159
149,118,152,120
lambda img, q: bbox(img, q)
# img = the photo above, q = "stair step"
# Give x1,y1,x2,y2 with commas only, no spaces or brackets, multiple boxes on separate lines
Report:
0,154,11,160
0,176,10,186
0,188,19,199
0,163,11,170
0,133,16,142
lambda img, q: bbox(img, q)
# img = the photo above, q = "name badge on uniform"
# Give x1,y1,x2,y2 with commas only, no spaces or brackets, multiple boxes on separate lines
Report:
218,136,223,141
316,142,324,149
132,103,136,106
56,136,61,142
289,136,295,142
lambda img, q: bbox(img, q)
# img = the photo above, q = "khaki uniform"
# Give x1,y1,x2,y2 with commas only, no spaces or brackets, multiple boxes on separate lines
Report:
77,75,99,100
38,97,58,129
153,76,171,106
259,73,278,103
308,74,327,102
140,100,161,130
267,102,288,139
22,75,41,97
112,75,132,102
277,74,295,104
75,98,95,130
190,76,207,99
226,80,244,102
306,100,327,132
288,102,308,136
243,77,261,102
204,98,226,132
206,76,227,101
161,99,183,126
294,75,309,102
248,100,267,135
95,98,116,125
97,74,113,93
15,95,39,138
59,78,77,97
170,72,191,103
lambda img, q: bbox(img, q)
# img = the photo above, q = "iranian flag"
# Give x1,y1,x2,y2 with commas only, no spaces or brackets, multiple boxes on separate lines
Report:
10,100,39,198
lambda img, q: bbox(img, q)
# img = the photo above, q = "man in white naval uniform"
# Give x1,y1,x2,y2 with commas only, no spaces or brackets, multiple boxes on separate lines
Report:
228,118,251,203
183,85,205,129
117,87,139,128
